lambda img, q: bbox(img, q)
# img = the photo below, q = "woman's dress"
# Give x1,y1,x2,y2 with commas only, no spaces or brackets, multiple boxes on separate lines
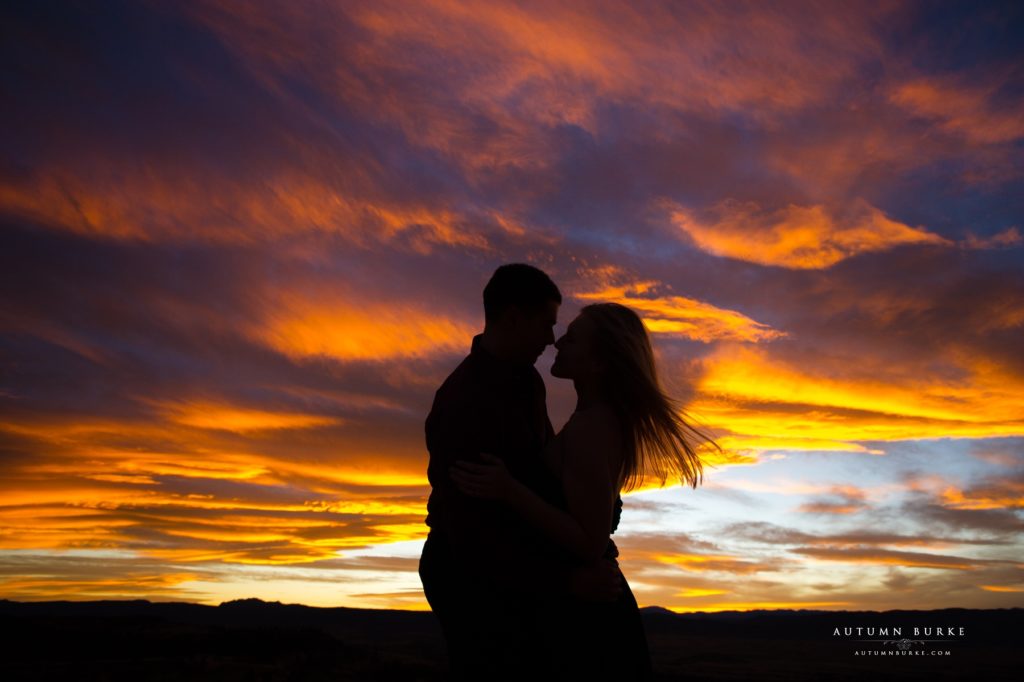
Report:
532,419,654,680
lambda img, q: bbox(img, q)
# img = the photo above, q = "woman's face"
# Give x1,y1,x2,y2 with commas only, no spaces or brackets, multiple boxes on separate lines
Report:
551,313,602,380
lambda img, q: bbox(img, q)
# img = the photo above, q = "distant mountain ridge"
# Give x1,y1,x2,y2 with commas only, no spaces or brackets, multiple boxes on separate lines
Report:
2,597,1018,639
1,598,1019,680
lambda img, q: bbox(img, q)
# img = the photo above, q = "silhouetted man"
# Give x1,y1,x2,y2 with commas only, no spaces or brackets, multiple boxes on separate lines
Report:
419,263,620,680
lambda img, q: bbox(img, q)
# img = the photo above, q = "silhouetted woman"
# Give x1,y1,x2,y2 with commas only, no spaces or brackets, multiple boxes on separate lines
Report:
451,302,719,680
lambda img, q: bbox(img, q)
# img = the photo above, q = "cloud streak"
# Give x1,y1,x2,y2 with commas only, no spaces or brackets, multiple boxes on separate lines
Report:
666,199,950,269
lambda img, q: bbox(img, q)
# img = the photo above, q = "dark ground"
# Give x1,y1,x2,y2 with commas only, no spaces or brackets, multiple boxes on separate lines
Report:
0,599,1019,681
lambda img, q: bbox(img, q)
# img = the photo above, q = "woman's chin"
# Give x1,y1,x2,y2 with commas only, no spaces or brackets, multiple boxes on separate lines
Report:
548,364,573,378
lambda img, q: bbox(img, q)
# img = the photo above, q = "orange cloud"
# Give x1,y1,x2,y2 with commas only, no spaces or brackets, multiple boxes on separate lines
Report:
157,400,342,433
666,199,949,269
0,573,203,601
940,482,1024,511
251,290,475,362
0,402,432,569
652,552,768,574
676,587,730,598
688,344,1024,454
0,484,428,563
891,77,1024,145
185,0,893,188
0,167,491,252
574,279,784,343
352,0,887,116
963,227,1023,250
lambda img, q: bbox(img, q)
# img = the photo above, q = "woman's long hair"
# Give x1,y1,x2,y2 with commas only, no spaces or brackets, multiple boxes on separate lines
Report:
582,302,719,491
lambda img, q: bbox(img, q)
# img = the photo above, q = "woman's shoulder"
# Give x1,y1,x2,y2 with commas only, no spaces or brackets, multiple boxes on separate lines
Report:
566,403,619,428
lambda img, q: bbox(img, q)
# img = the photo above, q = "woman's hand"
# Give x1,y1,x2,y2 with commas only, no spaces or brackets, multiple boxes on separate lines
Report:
450,452,518,503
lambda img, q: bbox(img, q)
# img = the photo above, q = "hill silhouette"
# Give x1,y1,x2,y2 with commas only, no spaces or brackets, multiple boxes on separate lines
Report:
0,599,1018,680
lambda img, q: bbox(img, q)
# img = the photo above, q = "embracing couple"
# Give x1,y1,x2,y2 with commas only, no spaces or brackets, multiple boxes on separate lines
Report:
419,264,716,680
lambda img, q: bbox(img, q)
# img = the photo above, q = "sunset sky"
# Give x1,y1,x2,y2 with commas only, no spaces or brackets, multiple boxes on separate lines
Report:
2,0,1022,613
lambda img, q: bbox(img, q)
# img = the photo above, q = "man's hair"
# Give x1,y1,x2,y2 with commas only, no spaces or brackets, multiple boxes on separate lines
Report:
483,263,561,323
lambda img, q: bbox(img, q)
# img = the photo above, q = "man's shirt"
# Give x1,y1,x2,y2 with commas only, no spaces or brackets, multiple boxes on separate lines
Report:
423,334,572,594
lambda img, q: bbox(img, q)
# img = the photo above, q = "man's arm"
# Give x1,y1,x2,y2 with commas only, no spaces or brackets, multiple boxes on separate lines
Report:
451,411,620,562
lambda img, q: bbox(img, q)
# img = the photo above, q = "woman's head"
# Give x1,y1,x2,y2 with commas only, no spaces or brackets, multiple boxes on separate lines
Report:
550,312,604,381
555,302,718,491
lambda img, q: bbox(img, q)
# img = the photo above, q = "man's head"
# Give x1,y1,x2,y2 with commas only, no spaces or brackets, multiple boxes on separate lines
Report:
482,263,561,365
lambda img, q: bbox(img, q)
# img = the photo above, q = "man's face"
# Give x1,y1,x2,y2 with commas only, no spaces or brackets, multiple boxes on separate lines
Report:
511,300,559,365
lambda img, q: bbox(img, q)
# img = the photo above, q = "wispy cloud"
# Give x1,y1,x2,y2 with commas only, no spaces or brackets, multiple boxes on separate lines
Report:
666,199,949,269
574,275,785,343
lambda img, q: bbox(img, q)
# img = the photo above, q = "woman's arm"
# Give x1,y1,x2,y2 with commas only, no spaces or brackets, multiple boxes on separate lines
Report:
450,409,621,563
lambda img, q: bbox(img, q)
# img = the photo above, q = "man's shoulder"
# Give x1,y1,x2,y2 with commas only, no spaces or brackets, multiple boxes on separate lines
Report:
432,353,489,412
436,353,479,392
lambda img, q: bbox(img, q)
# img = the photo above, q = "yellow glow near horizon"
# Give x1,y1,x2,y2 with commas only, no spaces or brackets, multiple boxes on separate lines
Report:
665,601,854,613
676,588,730,598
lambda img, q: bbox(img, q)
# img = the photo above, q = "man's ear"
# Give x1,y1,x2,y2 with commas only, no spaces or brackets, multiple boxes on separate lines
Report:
488,306,515,331
504,304,525,327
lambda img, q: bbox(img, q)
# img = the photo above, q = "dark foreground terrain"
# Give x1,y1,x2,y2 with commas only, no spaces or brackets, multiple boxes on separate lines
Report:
0,599,1019,681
